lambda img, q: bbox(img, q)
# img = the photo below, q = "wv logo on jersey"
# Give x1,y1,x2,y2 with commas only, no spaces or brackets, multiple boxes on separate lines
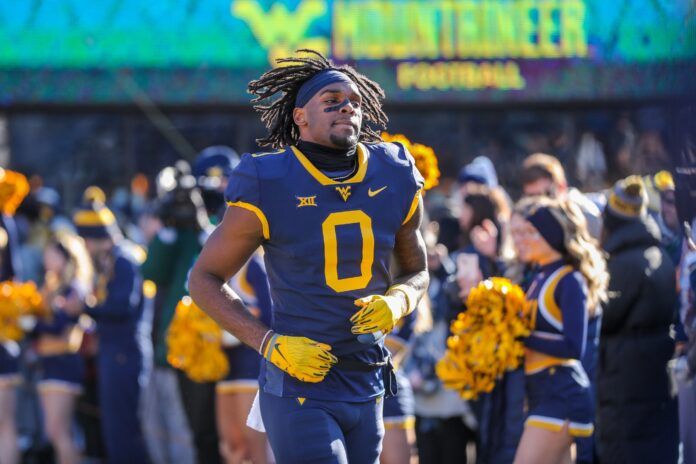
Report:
335,186,352,202
297,196,318,207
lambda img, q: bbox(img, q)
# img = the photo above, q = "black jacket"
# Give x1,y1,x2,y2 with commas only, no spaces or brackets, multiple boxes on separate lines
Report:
597,216,678,464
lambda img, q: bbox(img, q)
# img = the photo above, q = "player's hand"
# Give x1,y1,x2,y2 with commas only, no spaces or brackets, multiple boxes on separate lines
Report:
350,294,407,338
263,334,337,383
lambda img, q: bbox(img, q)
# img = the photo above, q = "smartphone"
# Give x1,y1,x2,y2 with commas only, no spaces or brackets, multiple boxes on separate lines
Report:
456,253,480,280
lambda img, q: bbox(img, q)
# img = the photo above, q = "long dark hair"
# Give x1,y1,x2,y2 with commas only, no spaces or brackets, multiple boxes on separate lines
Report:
247,49,388,149
463,192,498,233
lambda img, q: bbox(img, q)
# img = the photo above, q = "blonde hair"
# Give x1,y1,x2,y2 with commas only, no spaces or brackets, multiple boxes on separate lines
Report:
48,231,94,295
528,196,608,313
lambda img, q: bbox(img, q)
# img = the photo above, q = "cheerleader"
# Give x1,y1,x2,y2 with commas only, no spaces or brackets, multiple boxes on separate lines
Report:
0,339,19,464
0,226,20,464
34,231,93,464
0,169,28,464
216,251,271,464
513,198,607,464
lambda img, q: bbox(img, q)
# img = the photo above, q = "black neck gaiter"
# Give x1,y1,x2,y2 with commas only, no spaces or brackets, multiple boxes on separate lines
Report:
296,140,357,173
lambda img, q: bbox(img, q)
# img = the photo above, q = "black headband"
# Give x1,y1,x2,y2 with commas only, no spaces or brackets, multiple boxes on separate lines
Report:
526,206,566,254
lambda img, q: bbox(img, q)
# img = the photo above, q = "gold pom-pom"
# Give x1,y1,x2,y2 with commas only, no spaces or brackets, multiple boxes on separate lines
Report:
381,132,440,191
167,296,229,383
0,281,46,341
436,278,533,400
0,169,30,216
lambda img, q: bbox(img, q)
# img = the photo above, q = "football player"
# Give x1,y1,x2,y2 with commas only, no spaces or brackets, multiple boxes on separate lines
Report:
189,50,428,463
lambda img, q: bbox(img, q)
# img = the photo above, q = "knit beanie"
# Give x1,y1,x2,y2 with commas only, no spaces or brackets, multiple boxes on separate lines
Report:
606,176,648,220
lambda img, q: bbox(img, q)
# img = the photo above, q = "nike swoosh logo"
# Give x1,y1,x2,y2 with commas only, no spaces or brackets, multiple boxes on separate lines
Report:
368,186,387,197
274,344,288,362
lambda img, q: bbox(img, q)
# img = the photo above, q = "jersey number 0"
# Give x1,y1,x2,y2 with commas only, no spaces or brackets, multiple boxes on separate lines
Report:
322,210,374,292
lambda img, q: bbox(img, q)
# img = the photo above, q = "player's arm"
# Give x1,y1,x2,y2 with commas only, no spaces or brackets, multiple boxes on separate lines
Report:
389,195,429,309
188,206,268,352
351,197,429,336
189,205,336,383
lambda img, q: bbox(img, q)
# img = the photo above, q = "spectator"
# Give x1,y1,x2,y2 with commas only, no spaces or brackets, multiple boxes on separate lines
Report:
17,186,63,283
652,171,682,265
449,187,524,463
192,145,239,224
631,131,671,177
141,162,203,464
451,185,508,298
457,156,499,191
406,221,477,463
675,220,696,464
597,176,679,463
575,132,608,191
521,153,602,240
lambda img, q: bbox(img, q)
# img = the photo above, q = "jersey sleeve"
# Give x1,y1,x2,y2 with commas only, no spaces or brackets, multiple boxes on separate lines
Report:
224,154,269,240
392,142,425,226
403,145,425,191
525,272,588,360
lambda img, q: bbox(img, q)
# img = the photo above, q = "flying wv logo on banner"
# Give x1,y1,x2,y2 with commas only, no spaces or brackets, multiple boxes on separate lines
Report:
231,0,329,65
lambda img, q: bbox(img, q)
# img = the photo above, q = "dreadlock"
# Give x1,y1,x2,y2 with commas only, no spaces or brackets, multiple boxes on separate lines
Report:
247,49,388,149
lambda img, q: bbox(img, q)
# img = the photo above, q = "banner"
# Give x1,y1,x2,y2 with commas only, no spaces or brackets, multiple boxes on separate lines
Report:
0,0,693,104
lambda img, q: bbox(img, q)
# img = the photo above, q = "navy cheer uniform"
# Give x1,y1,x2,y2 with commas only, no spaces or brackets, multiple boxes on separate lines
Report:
217,252,272,394
226,142,423,463
34,286,86,395
87,246,151,463
524,260,594,438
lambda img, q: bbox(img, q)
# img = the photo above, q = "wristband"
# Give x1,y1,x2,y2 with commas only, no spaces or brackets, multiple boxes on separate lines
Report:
387,284,419,315
258,329,274,356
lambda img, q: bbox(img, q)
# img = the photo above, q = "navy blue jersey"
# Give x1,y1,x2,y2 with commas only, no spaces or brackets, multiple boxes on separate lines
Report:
225,142,423,401
524,260,589,374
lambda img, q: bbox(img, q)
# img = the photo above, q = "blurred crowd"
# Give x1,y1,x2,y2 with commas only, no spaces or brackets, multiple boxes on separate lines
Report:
0,137,694,464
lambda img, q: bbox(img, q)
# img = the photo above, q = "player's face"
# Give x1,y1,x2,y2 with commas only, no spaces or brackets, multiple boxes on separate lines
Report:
295,81,363,149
